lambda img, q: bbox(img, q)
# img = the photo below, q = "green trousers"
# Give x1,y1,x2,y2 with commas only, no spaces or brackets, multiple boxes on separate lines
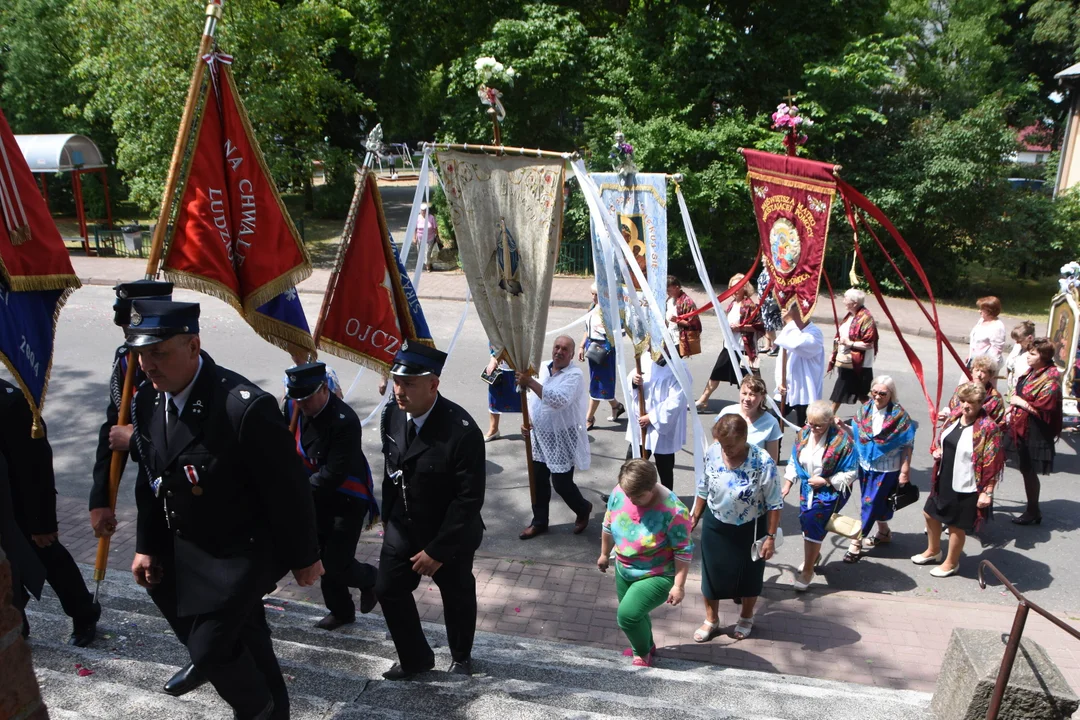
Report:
614,568,674,658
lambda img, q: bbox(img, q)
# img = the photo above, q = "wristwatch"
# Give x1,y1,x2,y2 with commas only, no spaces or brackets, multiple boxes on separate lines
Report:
765,532,776,539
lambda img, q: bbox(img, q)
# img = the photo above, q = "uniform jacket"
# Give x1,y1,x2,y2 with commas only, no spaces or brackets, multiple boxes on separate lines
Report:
131,352,319,616
0,379,58,536
0,453,45,600
380,395,485,563
90,345,148,511
282,392,375,522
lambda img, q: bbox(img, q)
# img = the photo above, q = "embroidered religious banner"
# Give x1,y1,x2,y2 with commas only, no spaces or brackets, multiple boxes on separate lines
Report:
162,52,314,354
589,173,667,357
0,106,79,292
742,149,837,323
318,172,432,372
437,151,565,373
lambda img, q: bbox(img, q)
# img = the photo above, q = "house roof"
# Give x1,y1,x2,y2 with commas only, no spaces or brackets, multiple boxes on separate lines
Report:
1056,62,1080,81
1018,124,1053,153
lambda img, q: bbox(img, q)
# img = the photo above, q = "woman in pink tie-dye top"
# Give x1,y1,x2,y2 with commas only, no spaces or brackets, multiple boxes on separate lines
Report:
598,459,693,667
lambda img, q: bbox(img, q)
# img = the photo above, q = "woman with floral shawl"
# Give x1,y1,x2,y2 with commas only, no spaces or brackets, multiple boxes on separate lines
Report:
940,355,1005,426
1007,338,1063,525
913,383,1004,578
843,376,916,563
829,289,879,412
781,401,858,591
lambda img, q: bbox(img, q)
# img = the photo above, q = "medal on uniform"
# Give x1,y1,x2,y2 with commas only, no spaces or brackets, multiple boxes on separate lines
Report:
184,464,203,496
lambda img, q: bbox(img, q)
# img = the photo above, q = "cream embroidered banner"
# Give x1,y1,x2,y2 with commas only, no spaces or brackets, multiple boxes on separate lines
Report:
437,151,565,374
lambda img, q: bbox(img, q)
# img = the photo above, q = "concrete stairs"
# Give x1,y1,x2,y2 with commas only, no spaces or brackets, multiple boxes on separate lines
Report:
25,564,933,719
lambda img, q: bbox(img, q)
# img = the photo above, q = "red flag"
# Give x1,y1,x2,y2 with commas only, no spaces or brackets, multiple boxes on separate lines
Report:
0,106,79,291
742,149,838,323
317,173,427,371
163,53,313,352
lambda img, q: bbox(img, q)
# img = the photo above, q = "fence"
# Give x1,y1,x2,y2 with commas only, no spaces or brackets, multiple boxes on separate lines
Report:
90,219,306,259
555,237,592,276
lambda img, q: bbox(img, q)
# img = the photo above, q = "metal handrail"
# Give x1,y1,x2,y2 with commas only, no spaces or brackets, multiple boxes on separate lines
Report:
977,560,1080,720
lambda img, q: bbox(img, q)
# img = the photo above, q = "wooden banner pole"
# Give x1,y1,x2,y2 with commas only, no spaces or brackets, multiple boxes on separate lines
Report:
634,354,647,458
93,0,226,598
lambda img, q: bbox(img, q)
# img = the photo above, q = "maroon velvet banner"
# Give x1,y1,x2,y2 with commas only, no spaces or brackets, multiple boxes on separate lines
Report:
741,149,838,323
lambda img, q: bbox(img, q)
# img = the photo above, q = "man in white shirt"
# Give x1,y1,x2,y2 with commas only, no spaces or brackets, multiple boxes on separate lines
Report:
626,351,690,490
516,336,593,540
774,305,825,427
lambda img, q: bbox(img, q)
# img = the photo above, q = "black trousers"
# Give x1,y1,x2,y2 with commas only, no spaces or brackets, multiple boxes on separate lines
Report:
787,404,808,428
148,554,288,720
375,519,476,672
530,461,590,528
317,499,377,619
624,446,676,491
13,538,96,621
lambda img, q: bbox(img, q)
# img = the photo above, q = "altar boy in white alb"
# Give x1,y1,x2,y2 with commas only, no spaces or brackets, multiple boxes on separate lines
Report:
774,305,825,427
626,351,691,491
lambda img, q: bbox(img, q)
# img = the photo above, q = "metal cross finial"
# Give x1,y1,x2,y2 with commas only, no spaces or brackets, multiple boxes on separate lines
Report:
784,90,797,106
364,124,384,154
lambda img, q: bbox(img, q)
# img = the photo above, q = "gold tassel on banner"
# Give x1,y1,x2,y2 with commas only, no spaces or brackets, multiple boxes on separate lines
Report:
10,224,30,246
848,244,861,287
31,417,44,439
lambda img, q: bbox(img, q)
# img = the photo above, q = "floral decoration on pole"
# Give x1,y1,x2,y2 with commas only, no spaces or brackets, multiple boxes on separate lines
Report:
1059,261,1080,295
771,100,813,156
610,131,637,180
474,56,517,145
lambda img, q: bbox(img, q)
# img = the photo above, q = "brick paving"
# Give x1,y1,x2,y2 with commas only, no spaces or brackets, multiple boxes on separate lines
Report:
55,495,1080,695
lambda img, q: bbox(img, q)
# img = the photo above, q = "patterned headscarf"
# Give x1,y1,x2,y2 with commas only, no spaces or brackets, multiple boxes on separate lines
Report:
1009,364,1063,441
948,384,1005,425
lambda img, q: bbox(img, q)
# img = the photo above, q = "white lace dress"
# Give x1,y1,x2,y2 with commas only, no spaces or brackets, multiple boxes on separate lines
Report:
528,363,591,473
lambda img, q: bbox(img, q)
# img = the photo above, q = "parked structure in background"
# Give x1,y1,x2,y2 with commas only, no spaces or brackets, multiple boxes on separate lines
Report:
1054,62,1080,197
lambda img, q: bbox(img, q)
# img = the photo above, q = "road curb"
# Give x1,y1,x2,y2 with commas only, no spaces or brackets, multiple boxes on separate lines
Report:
76,275,970,347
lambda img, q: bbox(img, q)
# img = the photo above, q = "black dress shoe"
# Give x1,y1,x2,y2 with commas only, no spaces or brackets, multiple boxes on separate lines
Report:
163,662,208,697
359,587,378,615
448,659,473,676
315,613,355,631
69,601,101,647
382,660,435,680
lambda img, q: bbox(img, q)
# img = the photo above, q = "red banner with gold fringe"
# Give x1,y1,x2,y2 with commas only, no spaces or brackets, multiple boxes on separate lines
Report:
162,52,313,353
742,149,838,323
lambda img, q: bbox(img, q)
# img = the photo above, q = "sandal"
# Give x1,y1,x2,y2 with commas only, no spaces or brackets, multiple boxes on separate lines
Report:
695,399,709,411
863,530,891,548
586,417,595,431
609,403,626,422
693,621,720,643
733,617,754,640
842,551,862,564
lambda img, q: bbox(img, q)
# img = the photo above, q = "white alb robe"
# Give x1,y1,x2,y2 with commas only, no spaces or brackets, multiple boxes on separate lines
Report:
773,321,825,406
625,355,690,455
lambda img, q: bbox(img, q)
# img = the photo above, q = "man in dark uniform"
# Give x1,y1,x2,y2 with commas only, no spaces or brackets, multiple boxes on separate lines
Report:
89,280,172,538
0,380,99,645
375,341,485,680
125,300,323,720
283,361,378,630
89,281,204,695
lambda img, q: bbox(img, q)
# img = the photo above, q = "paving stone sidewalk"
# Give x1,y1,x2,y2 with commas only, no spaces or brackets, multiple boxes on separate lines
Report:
56,495,1079,695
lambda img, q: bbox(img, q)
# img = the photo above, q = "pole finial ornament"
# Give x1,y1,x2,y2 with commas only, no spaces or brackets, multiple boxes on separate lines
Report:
474,56,516,145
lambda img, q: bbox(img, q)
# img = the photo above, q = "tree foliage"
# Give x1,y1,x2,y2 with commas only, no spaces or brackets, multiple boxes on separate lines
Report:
1,0,1077,290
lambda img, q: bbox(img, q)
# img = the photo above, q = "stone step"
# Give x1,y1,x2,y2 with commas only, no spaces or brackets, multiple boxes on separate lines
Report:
26,565,934,720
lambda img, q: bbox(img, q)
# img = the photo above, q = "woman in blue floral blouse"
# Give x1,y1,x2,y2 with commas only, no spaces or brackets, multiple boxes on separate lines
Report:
690,414,781,642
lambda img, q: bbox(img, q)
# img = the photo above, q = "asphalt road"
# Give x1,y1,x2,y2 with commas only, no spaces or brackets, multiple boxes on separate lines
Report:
29,285,1080,613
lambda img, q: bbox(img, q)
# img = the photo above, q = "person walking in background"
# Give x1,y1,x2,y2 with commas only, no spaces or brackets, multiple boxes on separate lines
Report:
579,284,625,430
716,375,782,462
666,275,702,357
483,347,518,442
283,362,379,631
1007,338,1063,526
696,273,762,410
782,401,857,591
844,376,915,563
598,459,692,667
415,202,441,272
829,289,878,413
625,349,690,491
939,356,1005,425
517,336,594,540
1004,321,1036,395
914,383,1003,577
376,342,486,679
967,296,1006,370
757,268,782,356
774,306,825,427
691,415,781,642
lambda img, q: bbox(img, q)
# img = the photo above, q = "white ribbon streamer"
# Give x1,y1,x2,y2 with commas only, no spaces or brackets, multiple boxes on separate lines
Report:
572,161,707,475
545,310,590,336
